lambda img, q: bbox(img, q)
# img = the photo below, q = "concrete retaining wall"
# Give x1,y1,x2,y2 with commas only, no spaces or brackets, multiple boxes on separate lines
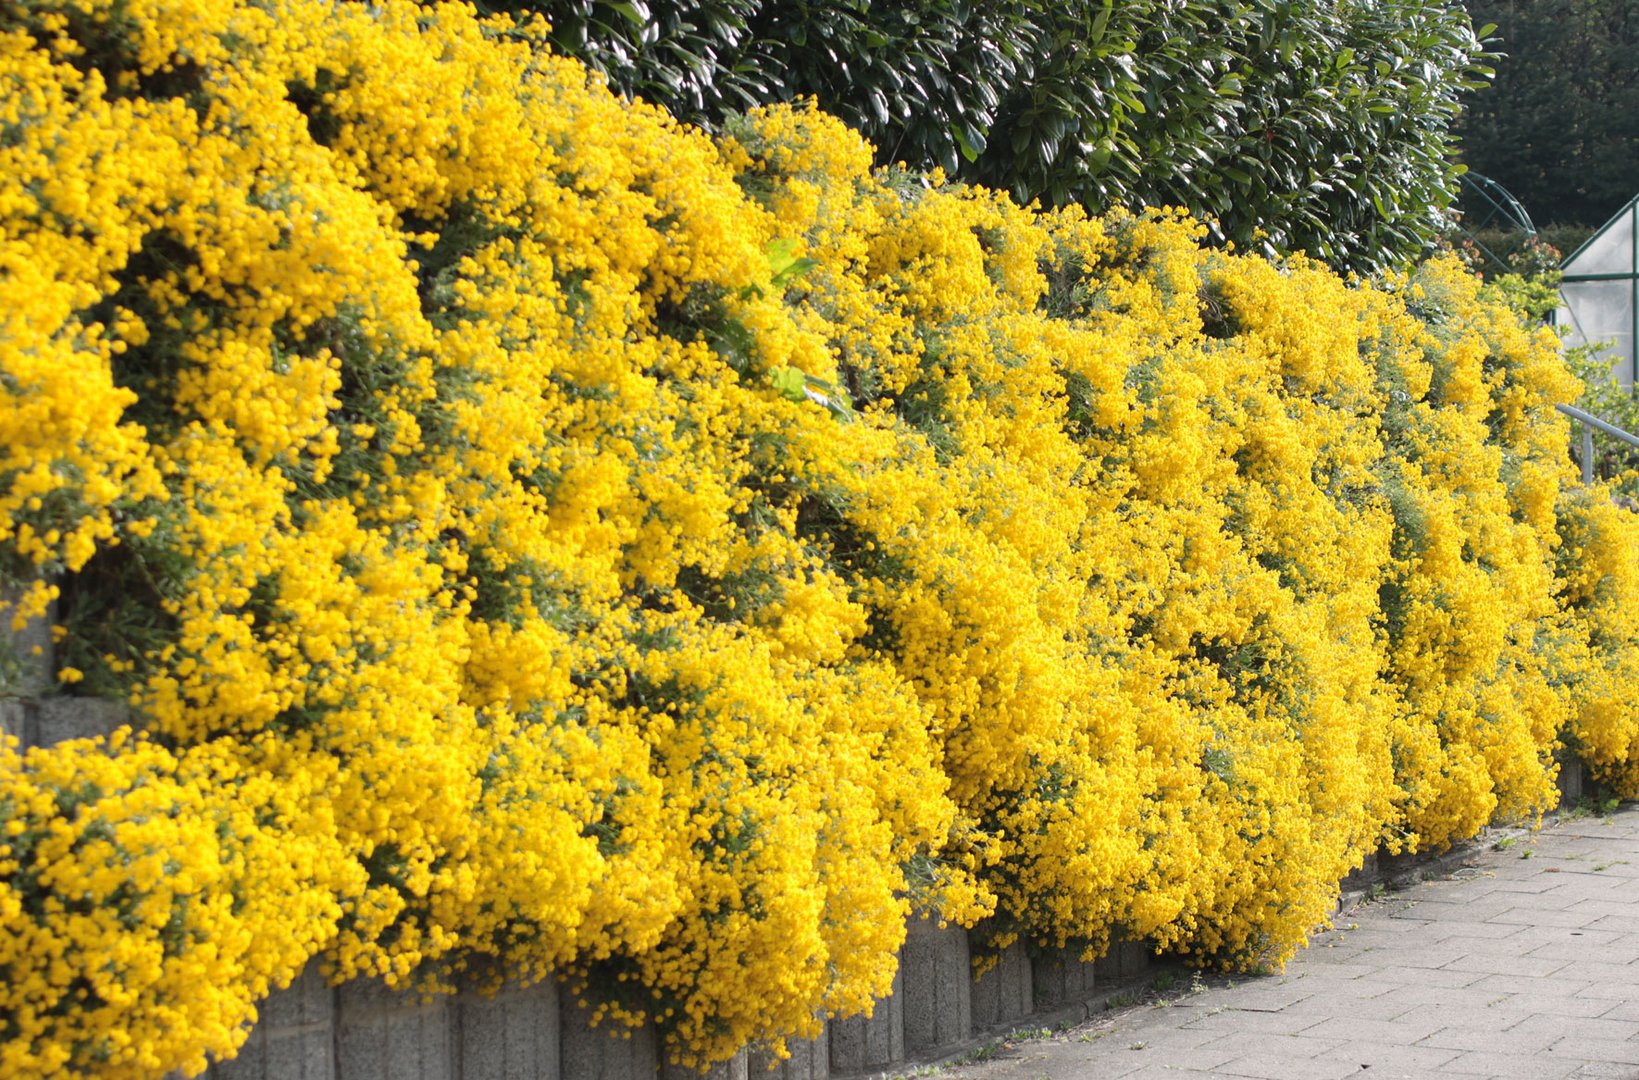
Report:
174,912,1157,1080
16,578,1572,1080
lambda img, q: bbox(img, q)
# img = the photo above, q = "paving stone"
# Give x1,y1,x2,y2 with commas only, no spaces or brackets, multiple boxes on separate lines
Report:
1525,936,1639,965
932,805,1639,1080
1439,1050,1581,1078
1589,998,1639,1022
1507,1013,1639,1045
1430,919,1533,941
1213,1051,1363,1080
1314,1041,1465,1075
1470,972,1598,998
1442,952,1575,978
1567,1061,1639,1079
1420,1022,1588,1055
1300,1014,1449,1045
1550,1037,1639,1064
1510,994,1622,1019
1179,1007,1324,1036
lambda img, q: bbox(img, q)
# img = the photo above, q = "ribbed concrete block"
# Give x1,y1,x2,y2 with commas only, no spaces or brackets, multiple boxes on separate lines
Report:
1031,944,1096,1007
900,917,970,1055
660,1049,748,1080
1,699,23,748
336,978,455,1080
2,578,55,697
1341,850,1379,892
969,939,1032,1032
458,981,559,1080
829,966,903,1073
1092,939,1150,985
1558,757,1587,806
29,696,126,748
211,966,335,1080
747,1030,826,1080
558,994,658,1080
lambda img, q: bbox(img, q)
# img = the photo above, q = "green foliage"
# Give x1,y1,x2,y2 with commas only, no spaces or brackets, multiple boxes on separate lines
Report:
500,0,1492,273
1459,0,1639,229
970,0,1492,272
1461,224,1596,274
1566,341,1639,494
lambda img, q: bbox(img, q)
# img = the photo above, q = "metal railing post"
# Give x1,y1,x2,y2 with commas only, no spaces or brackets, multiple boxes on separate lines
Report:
1555,403,1639,484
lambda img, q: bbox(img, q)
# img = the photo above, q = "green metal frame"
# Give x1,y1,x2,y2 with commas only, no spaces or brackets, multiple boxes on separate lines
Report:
1559,192,1639,384
1457,172,1537,276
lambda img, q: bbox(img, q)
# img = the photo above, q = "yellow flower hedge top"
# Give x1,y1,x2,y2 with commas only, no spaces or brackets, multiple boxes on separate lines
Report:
2,0,1637,1075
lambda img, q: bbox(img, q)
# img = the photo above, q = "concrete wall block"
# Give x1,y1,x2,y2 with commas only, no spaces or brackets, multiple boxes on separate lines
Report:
747,1030,827,1080
336,979,456,1080
210,967,335,1080
2,578,55,697
969,939,1031,1033
1092,938,1151,986
209,1016,334,1080
1341,851,1379,892
660,1049,747,1080
1558,757,1587,807
1030,944,1096,1008
1,699,24,748
828,965,903,1074
558,993,658,1080
458,980,559,1080
29,696,127,748
1116,939,1150,979
899,917,970,1055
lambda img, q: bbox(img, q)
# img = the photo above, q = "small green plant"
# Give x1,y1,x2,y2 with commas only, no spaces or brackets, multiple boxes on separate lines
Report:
960,1039,1006,1064
1495,836,1516,850
1104,989,1143,1010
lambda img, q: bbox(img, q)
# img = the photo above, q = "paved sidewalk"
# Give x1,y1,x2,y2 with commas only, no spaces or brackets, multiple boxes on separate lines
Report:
938,804,1639,1080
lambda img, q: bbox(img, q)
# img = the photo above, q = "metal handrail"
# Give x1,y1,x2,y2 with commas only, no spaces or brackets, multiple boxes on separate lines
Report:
1556,403,1639,484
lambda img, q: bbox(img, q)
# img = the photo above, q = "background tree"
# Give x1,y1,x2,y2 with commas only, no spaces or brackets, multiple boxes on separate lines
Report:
507,0,1492,273
1459,0,1639,230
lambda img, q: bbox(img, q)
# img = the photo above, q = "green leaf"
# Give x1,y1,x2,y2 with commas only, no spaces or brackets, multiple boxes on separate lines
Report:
771,366,808,402
1089,0,1113,44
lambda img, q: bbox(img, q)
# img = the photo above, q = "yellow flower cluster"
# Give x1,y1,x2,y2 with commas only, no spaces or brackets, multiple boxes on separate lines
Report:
1,0,1635,1075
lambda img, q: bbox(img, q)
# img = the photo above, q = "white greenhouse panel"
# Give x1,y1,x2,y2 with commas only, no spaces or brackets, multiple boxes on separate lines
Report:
1565,204,1636,276
1560,279,1637,385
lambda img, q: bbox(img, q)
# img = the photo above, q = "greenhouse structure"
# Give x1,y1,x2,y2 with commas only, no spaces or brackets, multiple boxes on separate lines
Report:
1558,194,1639,385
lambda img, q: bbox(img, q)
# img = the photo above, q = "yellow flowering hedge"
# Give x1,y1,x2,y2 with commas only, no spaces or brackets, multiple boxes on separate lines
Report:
3,0,1638,1075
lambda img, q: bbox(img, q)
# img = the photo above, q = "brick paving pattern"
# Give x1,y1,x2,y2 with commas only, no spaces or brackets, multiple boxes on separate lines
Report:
937,804,1639,1080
